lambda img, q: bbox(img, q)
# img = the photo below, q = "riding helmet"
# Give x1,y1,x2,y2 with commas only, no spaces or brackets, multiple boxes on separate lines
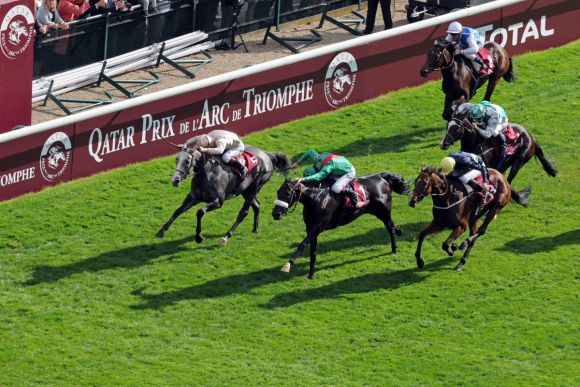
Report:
440,157,456,175
469,104,486,120
447,22,462,34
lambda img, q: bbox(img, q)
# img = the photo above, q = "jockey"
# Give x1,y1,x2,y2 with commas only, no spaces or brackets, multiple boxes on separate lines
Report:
295,149,358,206
461,101,509,171
440,151,491,211
184,129,247,176
445,21,488,70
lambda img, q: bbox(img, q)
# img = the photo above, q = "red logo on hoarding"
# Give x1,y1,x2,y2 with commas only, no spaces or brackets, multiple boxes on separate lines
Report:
324,52,358,108
0,5,34,60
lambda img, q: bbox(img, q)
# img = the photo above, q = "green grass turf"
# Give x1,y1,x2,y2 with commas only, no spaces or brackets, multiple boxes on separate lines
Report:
1,40,578,385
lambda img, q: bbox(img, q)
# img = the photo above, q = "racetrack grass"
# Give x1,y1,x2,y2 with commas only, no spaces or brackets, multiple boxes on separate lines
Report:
1,41,578,385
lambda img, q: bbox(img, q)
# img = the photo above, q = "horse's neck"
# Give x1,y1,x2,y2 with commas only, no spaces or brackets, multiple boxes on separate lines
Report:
460,127,481,153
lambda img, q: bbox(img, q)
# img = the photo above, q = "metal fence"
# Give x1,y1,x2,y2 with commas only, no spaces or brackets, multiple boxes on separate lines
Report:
34,0,361,77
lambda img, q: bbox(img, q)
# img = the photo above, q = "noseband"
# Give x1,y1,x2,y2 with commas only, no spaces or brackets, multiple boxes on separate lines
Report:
175,148,196,177
275,183,302,215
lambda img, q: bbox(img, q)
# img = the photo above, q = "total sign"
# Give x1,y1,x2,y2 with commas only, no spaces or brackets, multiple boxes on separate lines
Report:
477,16,554,48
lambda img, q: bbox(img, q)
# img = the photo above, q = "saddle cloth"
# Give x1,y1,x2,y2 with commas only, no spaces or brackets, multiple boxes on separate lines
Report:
234,150,258,178
474,175,496,205
491,125,520,156
476,47,495,75
344,180,370,209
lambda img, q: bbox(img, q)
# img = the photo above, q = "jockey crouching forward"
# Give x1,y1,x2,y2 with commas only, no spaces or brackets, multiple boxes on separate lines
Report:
440,151,492,212
445,21,487,71
295,149,358,207
460,101,509,171
184,129,247,176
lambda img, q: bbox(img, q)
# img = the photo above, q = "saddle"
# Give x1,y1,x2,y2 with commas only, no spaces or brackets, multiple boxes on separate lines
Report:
476,47,495,75
489,125,521,157
232,150,258,178
473,175,496,205
344,180,370,209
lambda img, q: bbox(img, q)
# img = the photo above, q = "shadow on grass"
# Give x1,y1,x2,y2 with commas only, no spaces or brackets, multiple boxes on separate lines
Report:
262,257,455,309
289,127,443,161
279,221,428,257
25,235,204,285
496,229,580,254
131,254,385,310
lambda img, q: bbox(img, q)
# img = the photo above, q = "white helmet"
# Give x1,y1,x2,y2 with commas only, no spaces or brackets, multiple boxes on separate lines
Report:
447,21,463,34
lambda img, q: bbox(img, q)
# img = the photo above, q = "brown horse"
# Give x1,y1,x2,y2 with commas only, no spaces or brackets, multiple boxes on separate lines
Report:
420,38,515,120
408,166,530,271
440,110,557,186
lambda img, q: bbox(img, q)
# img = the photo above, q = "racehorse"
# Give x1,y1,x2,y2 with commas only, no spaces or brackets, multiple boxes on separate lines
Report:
440,109,557,185
420,38,515,120
156,145,291,245
408,166,530,271
271,172,409,279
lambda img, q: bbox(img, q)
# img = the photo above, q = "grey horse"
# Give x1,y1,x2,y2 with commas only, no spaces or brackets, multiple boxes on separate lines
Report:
156,145,291,245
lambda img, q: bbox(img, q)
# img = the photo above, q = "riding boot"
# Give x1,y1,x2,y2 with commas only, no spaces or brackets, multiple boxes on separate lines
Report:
495,133,508,172
230,157,248,178
344,184,358,208
467,180,488,213
473,56,488,70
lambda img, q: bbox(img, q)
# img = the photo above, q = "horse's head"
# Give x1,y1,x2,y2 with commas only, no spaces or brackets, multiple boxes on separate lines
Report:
420,39,453,77
171,146,200,187
409,167,444,207
440,109,471,150
272,179,301,220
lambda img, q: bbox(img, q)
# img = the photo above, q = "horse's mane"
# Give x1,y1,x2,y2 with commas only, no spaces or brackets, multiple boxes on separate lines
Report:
421,165,443,177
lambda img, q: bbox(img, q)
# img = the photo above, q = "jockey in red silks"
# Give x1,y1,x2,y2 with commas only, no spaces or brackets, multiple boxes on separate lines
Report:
184,129,247,176
294,149,358,206
445,21,488,71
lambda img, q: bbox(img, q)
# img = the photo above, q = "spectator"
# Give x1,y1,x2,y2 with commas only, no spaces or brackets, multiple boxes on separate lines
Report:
36,0,69,34
140,0,158,16
82,0,111,17
363,0,392,35
57,0,106,21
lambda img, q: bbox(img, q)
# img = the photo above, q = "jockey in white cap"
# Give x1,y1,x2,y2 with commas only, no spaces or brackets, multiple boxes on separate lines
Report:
184,129,247,176
445,21,488,70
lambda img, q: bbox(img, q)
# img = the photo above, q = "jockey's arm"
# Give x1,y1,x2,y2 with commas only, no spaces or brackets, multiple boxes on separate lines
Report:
301,164,332,183
460,35,480,56
475,123,494,139
202,138,227,155
456,102,473,114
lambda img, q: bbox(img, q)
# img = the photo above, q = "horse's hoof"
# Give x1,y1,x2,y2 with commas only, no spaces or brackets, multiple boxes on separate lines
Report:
280,263,291,273
155,231,164,238
451,244,458,251
416,258,425,269
195,235,205,244
392,249,397,255
306,275,314,280
459,241,468,251
395,227,403,236
455,264,463,271
219,236,228,245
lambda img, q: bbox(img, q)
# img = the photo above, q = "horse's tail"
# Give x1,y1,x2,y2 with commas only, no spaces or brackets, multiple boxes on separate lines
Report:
511,187,531,207
267,152,292,176
380,172,410,195
503,57,516,83
534,142,558,177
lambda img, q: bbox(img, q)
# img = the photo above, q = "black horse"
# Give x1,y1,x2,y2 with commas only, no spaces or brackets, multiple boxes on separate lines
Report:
440,109,557,186
420,38,515,120
271,172,409,279
156,145,291,244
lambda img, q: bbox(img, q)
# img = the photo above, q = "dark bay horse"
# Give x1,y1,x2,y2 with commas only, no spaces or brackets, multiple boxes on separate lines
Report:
440,110,557,186
420,38,515,120
408,166,530,271
271,173,409,279
156,145,291,244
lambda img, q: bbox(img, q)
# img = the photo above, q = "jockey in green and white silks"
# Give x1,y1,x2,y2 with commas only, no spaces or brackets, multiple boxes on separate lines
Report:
295,149,358,205
459,101,510,171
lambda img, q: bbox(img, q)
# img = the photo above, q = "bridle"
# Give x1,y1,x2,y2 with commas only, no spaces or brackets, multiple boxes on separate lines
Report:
274,182,302,215
428,44,455,72
175,147,197,178
412,171,449,202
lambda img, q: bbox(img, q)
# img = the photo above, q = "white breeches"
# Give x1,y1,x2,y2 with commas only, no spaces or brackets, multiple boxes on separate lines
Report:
459,169,481,184
331,167,356,193
222,145,245,162
464,52,477,61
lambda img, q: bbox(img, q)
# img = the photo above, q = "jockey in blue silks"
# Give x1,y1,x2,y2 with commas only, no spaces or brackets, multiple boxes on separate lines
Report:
445,21,488,70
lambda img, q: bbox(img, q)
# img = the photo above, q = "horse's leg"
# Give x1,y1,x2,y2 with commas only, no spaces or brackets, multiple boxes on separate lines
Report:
459,206,500,250
281,224,323,274
155,194,199,238
442,94,454,121
483,77,499,101
415,221,444,268
195,199,222,244
251,197,261,233
506,157,524,184
307,234,318,280
442,224,466,256
220,198,253,245
455,220,479,271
